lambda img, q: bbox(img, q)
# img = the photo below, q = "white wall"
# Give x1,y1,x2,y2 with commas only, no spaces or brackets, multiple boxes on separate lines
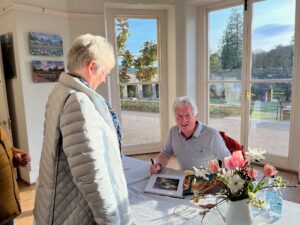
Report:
14,10,70,183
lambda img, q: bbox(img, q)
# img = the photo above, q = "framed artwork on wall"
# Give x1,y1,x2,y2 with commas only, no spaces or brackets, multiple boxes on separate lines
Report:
29,32,63,56
32,60,64,82
0,33,17,79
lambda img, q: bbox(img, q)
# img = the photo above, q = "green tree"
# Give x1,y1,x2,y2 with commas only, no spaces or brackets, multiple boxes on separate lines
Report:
116,18,133,83
220,9,243,70
133,41,158,82
116,19,158,83
210,52,221,72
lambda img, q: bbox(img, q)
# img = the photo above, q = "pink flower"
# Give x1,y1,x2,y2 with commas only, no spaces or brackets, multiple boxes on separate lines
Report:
263,164,278,177
232,151,246,168
209,159,220,172
247,167,258,179
224,151,246,170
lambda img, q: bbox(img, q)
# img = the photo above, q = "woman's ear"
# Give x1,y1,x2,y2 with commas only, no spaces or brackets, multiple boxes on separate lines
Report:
87,60,98,73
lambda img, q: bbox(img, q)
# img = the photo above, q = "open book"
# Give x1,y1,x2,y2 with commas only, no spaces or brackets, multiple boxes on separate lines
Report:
144,173,221,198
144,174,186,198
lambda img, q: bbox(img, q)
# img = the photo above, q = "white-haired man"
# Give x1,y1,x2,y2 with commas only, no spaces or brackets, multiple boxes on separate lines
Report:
150,96,230,174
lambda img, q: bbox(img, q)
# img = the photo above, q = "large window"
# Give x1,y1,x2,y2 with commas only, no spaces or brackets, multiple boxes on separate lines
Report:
106,8,169,155
206,0,296,163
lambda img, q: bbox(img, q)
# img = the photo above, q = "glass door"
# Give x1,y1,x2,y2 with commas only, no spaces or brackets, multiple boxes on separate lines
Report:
208,4,244,143
248,0,295,158
106,8,168,155
207,0,296,161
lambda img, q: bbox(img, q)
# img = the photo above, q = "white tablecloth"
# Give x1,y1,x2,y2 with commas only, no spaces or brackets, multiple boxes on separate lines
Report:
123,156,300,225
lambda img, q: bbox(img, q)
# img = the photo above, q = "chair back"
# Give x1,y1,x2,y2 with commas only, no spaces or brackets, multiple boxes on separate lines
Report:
219,131,245,159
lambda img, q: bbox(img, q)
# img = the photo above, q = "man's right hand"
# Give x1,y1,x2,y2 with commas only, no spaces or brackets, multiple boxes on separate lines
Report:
150,163,162,174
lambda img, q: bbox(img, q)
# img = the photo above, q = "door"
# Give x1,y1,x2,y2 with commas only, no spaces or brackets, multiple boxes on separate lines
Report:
106,8,168,155
206,0,296,164
0,44,13,143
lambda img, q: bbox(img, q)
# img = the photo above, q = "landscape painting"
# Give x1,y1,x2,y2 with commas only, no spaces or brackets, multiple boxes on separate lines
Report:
32,60,64,82
29,32,63,56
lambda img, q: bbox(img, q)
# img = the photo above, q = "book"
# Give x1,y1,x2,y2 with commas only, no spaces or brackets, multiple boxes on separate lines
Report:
182,174,221,196
144,174,186,198
144,173,221,198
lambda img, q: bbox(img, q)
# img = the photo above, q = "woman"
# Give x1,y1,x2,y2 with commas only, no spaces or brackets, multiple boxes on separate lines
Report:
34,34,133,225
0,127,31,225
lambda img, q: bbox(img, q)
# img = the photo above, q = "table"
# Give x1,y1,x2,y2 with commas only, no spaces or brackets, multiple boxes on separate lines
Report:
122,156,300,224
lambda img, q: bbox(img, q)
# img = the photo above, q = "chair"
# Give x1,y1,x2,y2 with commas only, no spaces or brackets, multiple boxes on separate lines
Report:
219,131,245,159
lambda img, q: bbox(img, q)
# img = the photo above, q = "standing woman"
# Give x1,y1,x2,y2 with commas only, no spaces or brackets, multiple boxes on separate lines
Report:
34,34,133,225
0,127,31,225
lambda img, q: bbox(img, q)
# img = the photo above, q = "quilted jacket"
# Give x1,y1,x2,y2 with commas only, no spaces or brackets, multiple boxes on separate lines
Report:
34,73,133,225
0,128,22,225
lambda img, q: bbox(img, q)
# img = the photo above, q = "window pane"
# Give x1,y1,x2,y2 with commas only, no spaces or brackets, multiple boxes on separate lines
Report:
115,18,161,146
249,0,295,157
209,6,243,81
208,5,243,142
249,83,292,157
251,0,295,80
209,83,241,142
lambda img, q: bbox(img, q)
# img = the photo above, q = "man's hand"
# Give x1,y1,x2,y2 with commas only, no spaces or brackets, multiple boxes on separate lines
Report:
14,152,31,167
149,163,162,174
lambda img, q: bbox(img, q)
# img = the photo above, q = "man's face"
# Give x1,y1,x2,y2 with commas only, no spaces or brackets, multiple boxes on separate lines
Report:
174,104,197,135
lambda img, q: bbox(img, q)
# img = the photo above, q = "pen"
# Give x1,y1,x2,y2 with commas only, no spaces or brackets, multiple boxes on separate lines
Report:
151,158,154,165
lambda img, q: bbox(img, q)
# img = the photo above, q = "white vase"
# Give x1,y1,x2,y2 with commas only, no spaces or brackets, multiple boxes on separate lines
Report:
216,199,253,225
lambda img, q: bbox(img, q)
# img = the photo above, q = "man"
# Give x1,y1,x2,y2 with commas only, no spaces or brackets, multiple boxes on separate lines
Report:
0,127,31,225
150,96,230,173
34,34,133,225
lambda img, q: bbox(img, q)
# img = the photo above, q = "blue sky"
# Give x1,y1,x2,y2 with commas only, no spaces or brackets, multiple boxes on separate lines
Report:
209,0,295,52
116,18,157,56
116,0,295,55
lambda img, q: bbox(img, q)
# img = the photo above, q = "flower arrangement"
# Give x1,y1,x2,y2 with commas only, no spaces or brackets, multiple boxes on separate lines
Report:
189,148,293,223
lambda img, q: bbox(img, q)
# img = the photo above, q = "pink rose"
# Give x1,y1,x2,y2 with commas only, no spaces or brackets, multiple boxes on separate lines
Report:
247,167,258,179
209,159,220,172
263,164,278,177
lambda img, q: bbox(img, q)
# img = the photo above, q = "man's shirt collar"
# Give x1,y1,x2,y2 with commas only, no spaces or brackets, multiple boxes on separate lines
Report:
178,121,203,138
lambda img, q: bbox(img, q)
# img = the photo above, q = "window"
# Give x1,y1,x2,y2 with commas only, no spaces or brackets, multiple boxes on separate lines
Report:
106,7,169,155
202,0,297,167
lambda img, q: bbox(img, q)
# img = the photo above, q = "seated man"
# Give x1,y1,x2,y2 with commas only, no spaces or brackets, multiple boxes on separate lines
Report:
150,96,230,174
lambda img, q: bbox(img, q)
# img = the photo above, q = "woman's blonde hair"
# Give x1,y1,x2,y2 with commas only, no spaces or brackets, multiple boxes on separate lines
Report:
67,34,115,73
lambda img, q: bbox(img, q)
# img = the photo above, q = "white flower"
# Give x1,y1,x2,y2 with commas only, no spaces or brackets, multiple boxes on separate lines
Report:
228,174,245,194
246,147,266,162
193,167,209,180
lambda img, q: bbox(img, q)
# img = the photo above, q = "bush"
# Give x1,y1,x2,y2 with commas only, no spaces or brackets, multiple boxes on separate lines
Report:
121,99,159,112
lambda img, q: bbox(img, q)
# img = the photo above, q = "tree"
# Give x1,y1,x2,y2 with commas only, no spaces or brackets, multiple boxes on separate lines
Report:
220,9,243,70
133,41,158,82
115,19,158,83
115,19,133,83
210,52,221,73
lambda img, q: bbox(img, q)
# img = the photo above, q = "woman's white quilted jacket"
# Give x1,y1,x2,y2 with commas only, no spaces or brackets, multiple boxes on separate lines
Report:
34,73,133,225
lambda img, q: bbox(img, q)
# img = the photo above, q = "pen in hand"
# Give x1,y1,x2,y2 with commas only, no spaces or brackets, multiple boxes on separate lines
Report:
151,158,154,165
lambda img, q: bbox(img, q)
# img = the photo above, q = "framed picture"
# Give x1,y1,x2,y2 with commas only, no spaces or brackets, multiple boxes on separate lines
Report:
144,174,185,198
32,60,64,83
0,33,16,79
29,32,63,56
